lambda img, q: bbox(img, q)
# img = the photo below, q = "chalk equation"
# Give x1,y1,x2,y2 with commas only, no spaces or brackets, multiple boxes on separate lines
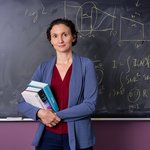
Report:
93,54,150,112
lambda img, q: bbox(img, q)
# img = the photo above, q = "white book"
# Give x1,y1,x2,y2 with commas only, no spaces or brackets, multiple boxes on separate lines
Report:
25,86,51,109
21,90,46,109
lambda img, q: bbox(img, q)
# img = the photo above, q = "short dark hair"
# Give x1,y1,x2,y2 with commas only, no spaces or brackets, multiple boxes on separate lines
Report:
46,18,78,46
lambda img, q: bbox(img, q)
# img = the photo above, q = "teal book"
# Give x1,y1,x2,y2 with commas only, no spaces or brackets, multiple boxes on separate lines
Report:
28,80,59,112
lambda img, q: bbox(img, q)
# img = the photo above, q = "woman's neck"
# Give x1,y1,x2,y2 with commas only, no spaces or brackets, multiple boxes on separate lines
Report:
56,52,72,65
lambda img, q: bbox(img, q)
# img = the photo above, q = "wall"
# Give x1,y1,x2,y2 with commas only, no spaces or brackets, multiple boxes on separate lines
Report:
0,121,150,150
93,120,150,150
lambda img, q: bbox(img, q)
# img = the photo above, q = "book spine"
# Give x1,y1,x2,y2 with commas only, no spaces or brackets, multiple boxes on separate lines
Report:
43,86,59,112
38,90,51,109
34,94,46,109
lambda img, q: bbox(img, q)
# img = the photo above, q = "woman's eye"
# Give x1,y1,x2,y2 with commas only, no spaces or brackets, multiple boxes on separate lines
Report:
52,34,57,38
63,33,68,37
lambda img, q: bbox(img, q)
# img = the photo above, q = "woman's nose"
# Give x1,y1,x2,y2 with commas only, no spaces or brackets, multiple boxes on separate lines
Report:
58,36,63,43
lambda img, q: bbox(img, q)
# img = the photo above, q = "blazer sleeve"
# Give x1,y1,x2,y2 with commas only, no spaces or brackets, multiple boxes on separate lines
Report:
18,64,44,120
56,59,98,122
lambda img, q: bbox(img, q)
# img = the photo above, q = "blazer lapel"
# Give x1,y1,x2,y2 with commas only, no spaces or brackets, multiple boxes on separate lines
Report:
68,53,82,107
45,56,56,84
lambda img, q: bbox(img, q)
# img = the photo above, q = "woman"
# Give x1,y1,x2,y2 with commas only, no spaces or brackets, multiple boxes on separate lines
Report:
18,18,98,150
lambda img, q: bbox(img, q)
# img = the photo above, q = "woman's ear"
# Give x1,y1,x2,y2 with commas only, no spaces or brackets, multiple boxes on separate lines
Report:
73,35,76,42
50,40,53,45
50,41,54,47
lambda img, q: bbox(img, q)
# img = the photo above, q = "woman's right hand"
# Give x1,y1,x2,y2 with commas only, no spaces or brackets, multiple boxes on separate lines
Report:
37,109,61,127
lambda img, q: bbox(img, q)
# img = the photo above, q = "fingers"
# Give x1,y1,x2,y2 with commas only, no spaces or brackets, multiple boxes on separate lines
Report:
47,113,61,127
46,121,57,127
38,109,61,127
54,112,61,122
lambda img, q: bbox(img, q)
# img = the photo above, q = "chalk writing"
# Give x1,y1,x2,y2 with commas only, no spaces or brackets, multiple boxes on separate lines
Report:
25,1,47,23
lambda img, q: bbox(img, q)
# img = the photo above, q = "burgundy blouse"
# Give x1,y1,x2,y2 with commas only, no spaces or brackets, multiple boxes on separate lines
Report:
46,64,72,134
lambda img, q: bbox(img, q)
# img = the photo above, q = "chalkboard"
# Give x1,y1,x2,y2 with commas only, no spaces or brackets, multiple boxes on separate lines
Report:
0,0,150,118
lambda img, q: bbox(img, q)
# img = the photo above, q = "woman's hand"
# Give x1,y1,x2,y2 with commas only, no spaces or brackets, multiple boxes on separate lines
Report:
37,109,61,127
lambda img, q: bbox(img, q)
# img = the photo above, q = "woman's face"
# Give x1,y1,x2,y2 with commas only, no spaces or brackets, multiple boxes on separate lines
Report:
50,24,75,53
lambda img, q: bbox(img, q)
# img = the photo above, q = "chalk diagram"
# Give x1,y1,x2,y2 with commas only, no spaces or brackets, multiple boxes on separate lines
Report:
119,16,150,41
64,1,116,37
120,0,150,42
64,1,150,42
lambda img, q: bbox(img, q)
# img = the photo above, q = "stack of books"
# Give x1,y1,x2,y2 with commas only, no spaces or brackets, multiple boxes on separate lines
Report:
21,80,59,112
